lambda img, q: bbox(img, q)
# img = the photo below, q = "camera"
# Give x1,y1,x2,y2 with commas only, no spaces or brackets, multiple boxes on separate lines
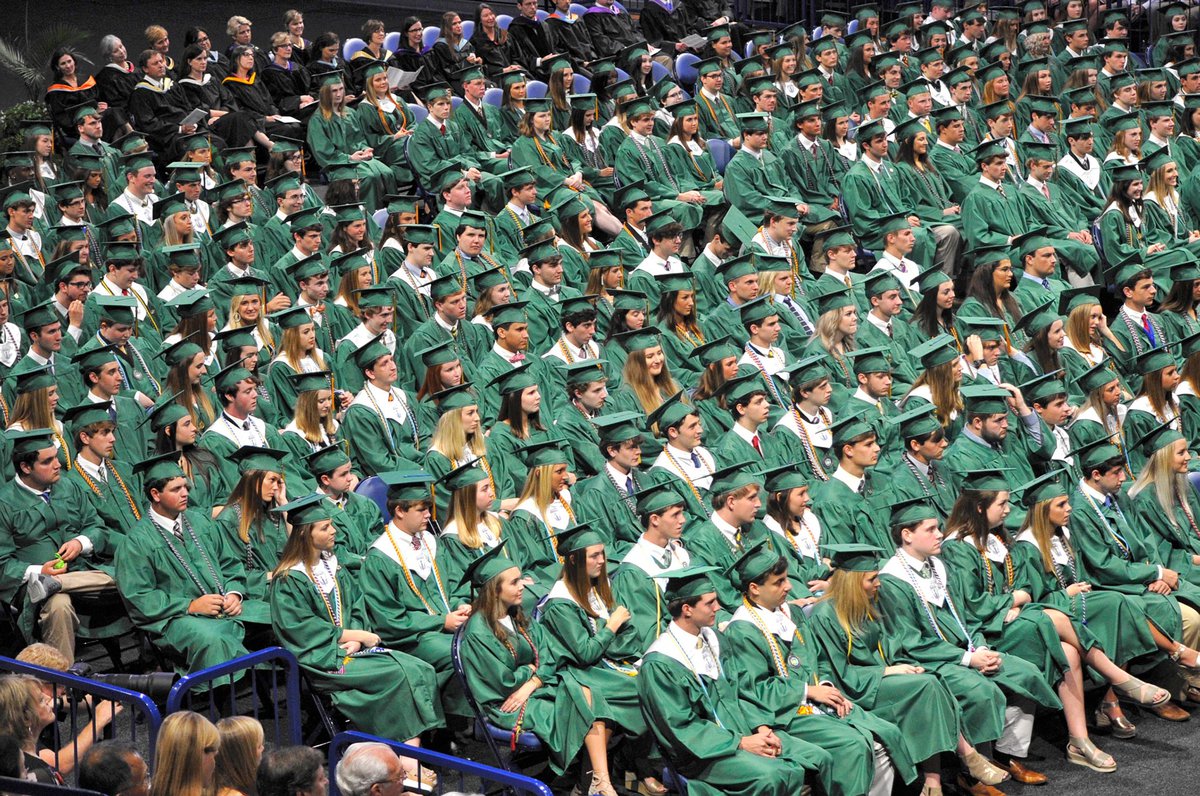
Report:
67,663,178,701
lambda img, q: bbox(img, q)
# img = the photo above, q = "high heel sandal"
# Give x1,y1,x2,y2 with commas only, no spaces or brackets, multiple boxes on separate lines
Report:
637,777,669,796
1094,700,1137,739
1112,676,1171,707
961,750,1009,786
589,774,619,796
1170,644,1200,671
1066,737,1116,773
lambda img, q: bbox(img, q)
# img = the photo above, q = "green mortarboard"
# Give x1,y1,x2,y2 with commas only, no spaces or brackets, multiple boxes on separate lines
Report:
1180,330,1200,361
157,336,204,369
265,172,302,197
383,194,420,216
520,439,570,468
165,289,214,320
556,523,606,556
440,459,490,491
19,301,59,331
862,269,902,299
287,370,334,394
1011,228,1054,260
736,112,771,133
1107,252,1149,287
1020,370,1067,405
212,327,257,353
1012,299,1060,338
213,220,253,248
721,371,767,406
1057,286,1101,316
132,451,187,482
453,63,486,84
1177,57,1200,78
489,301,529,327
357,286,398,311
226,275,270,299
329,248,373,275
524,97,553,114
432,382,478,413
488,362,538,395
329,203,365,225
635,482,686,515
959,314,1008,344
727,539,786,591
269,305,314,330
856,118,887,143
913,264,952,294
92,295,137,325
1143,147,1177,176
591,411,643,447
830,410,876,448
1134,345,1177,375
325,160,362,182
891,405,943,440
910,334,959,370
663,565,719,602
709,460,764,496
501,70,528,88
305,444,350,476
416,340,459,369
162,243,202,267
421,82,454,103
692,336,741,367
738,294,778,327
968,242,1011,269
272,492,334,526
586,249,623,272
1016,468,1069,508
893,118,928,143
269,136,303,155
790,354,832,386
210,362,255,394
426,273,465,301
750,253,789,274
1077,360,1121,394
827,543,885,572
104,241,142,263
1071,436,1124,474
961,384,1012,415
760,462,807,494
849,345,893,375
379,470,436,501
351,334,392,371
1133,420,1186,458
68,103,99,124
645,390,696,431
521,240,560,265
889,495,940,527
817,224,856,249
42,252,88,286
14,365,54,394
284,253,329,283
719,205,757,249
460,541,518,590
563,358,608,386
471,266,510,294
119,151,154,174
49,181,85,204
943,67,973,88
70,343,121,372
970,139,1009,165
0,182,33,209
1104,112,1141,135
961,468,1012,493
613,180,650,210
230,445,287,475
695,56,725,77
285,207,323,232
821,101,850,122
8,428,56,457
813,283,856,315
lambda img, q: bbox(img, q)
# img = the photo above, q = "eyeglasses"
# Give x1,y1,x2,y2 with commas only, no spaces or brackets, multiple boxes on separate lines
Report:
67,280,91,289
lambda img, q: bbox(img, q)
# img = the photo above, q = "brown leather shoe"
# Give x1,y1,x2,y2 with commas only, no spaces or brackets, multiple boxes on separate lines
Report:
954,774,1005,796
996,759,1048,785
1148,701,1191,721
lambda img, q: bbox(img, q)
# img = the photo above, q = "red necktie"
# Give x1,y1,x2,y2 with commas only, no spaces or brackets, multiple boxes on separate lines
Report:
439,124,447,136
121,289,130,296
1142,313,1157,346
751,435,763,457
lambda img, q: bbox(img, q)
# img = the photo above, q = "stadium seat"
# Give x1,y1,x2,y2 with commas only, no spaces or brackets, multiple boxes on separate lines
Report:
384,31,401,52
451,96,464,110
451,626,544,771
355,475,390,524
422,27,442,51
497,14,513,30
526,80,549,98
651,60,671,82
708,139,734,174
343,38,367,61
675,52,701,87
462,20,475,40
536,9,550,21
484,87,504,107
848,19,859,34
615,67,631,81
1091,220,1105,264
408,103,429,124
570,3,589,15
572,74,591,93
372,208,389,230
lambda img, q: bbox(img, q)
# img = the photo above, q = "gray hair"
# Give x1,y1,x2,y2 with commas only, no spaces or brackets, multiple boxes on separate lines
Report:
335,743,395,796
100,35,123,60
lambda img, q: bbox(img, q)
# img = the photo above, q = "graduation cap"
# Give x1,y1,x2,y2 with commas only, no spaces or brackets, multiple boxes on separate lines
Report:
830,409,877,448
133,451,187,483
634,481,686,516
612,328,661,354
0,182,34,209
439,459,491,491
460,542,519,590
379,470,436,502
1133,345,1177,376
272,492,335,526
13,364,54,395
91,295,138,325
432,382,478,414
663,564,720,602
888,495,940,528
692,336,741,368
42,252,89,287
823,543,884,572
349,334,392,371
286,370,334,395
157,336,204,370
890,404,943,441
415,340,459,370
1014,468,1070,509
790,353,833,386
848,345,893,375
645,390,696,432
488,300,529,327
166,289,215,321
855,118,888,143
19,300,59,332
304,444,350,477
488,362,539,395
230,445,287,475
212,326,257,354
1133,420,1186,459
1106,251,1149,287
735,112,771,133
721,371,768,406
519,439,570,469
1020,370,1068,406
862,269,903,298
760,462,808,494
816,224,856,250
812,283,856,316
556,523,606,557
910,334,959,371
210,361,256,395
960,468,1011,492
325,160,362,183
563,358,608,386
471,266,509,295
726,538,786,591
961,384,1012,416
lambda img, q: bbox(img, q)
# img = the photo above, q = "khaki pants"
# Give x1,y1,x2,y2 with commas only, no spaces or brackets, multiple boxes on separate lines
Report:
39,570,117,662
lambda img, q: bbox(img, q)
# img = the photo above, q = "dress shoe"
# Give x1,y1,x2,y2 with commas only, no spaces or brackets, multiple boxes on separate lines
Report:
995,758,1048,785
955,774,1005,796
1148,701,1191,721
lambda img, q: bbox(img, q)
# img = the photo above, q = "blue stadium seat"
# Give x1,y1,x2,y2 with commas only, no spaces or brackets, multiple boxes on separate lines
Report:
408,104,429,124
675,52,701,87
355,475,390,524
708,139,734,174
422,27,442,51
651,60,671,82
484,87,504,107
526,80,549,98
384,32,401,52
570,3,589,15
1091,220,1105,263
497,14,513,30
572,74,591,93
342,38,367,61
536,9,550,21
462,20,475,40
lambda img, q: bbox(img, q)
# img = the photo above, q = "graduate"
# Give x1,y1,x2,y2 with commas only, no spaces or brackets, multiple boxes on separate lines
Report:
278,371,340,490
810,411,893,552
60,403,144,537
504,439,576,596
339,334,428,477
609,482,689,652
359,471,471,716
878,497,1063,790
71,343,151,462
537,523,658,793
884,405,957,520
636,565,818,796
721,539,913,796
456,543,605,785
686,462,768,613
214,447,289,606
771,355,836,482
572,411,650,557
114,452,257,676
423,383,513,523
268,491,445,746
760,464,828,601
485,364,555,498
198,363,288,498
551,359,610,479
644,391,719,524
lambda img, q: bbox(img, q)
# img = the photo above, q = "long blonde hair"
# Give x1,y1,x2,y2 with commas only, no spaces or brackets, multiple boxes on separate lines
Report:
1066,302,1122,354
229,295,276,350
1128,440,1190,525
228,470,282,545
623,345,679,418
294,388,335,443
517,463,564,520
820,567,877,641
278,324,325,371
902,360,963,427
10,386,58,431
816,307,855,357
214,716,263,796
446,480,503,550
1019,497,1066,575
152,711,220,796
0,675,40,747
431,406,486,459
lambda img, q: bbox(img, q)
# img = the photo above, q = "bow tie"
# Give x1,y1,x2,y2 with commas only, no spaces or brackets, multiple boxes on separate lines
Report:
508,352,526,364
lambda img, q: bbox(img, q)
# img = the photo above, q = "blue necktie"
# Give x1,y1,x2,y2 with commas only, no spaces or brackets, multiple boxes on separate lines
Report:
40,491,50,504
690,452,701,468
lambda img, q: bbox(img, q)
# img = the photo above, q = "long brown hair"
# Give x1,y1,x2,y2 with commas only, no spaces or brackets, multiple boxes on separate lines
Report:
228,470,282,545
561,545,614,619
446,480,503,550
1019,497,1067,575
623,346,679,417
472,566,529,645
152,711,220,796
272,517,329,579
947,489,1004,548
167,353,217,430
902,360,962,427
214,716,263,796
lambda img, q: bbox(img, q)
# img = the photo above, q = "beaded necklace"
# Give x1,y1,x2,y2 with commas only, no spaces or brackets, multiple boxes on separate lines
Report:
1177,494,1200,544
155,514,225,595
222,412,266,447
73,460,141,520
674,324,705,347
384,526,451,613
364,384,420,452
977,535,1015,594
1049,533,1086,626
603,466,639,518
662,445,712,518
532,132,571,172
1079,488,1133,559
396,265,431,316
305,558,342,626
743,344,787,407
51,429,72,470
740,598,808,680
500,618,540,749
785,514,821,559
665,625,725,727
899,557,974,650
631,136,679,192
790,405,830,481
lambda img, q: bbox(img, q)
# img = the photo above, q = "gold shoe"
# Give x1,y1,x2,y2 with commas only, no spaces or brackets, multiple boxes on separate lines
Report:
961,750,1009,786
1094,700,1137,739
1066,737,1116,773
589,775,619,796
